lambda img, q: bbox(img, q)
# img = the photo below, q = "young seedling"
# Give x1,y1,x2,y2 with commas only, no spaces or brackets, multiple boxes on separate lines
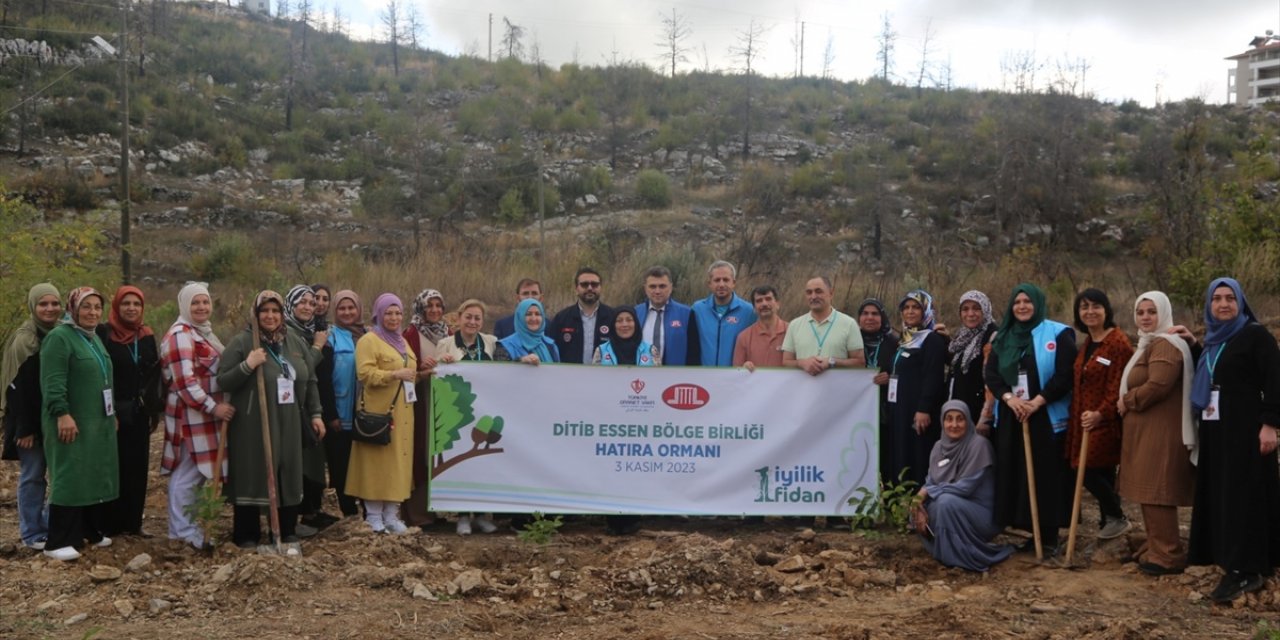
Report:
516,512,563,545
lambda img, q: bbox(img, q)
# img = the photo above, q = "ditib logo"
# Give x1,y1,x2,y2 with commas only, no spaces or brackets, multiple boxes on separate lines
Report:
662,384,709,409
630,379,646,394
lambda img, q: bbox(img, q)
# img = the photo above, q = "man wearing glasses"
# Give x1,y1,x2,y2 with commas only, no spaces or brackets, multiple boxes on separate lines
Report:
549,268,616,365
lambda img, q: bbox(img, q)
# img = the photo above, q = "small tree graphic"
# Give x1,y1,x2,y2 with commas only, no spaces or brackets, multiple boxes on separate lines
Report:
431,374,505,478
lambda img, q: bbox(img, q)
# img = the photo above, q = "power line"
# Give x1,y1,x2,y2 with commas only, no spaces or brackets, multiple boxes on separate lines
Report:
0,63,82,116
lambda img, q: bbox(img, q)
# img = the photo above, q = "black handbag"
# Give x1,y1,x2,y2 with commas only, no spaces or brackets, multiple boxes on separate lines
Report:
352,383,402,446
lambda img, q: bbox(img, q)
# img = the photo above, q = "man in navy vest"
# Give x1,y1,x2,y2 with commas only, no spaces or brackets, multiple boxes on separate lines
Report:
549,267,615,364
691,260,756,367
494,278,542,339
634,266,700,366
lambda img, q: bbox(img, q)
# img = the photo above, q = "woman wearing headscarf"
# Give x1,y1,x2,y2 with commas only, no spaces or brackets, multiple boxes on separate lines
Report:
310,284,332,325
2,283,61,550
861,298,899,485
946,290,998,430
1187,277,1280,603
349,294,420,534
1064,289,1134,541
95,286,163,537
402,288,446,527
495,299,560,364
1116,291,1196,577
984,283,1077,554
912,400,1014,571
436,299,501,535
284,285,335,531
40,287,118,561
160,282,233,550
881,290,948,487
319,289,363,517
217,290,325,551
592,308,658,366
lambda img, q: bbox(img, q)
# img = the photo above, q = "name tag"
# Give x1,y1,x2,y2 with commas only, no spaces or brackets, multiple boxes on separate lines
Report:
1096,357,1112,366
1013,370,1030,400
1201,387,1220,421
937,458,951,467
404,380,418,403
103,389,115,416
887,376,899,403
277,377,295,404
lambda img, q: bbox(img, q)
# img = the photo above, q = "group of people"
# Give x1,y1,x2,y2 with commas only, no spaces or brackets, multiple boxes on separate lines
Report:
1,265,1277,604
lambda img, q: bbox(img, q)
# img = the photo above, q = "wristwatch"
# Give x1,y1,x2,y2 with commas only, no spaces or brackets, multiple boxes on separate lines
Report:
828,356,836,368
1002,392,1013,402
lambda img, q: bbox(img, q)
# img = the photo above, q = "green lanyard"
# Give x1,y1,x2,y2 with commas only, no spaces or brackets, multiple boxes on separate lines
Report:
128,335,139,365
76,332,110,387
265,344,293,379
809,315,836,353
1206,343,1227,382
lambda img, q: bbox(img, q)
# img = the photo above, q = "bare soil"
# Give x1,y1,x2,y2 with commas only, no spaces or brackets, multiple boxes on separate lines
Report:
0,442,1276,640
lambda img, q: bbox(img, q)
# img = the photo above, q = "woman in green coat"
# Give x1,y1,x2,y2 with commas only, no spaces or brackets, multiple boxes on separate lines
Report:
217,290,325,550
40,287,118,561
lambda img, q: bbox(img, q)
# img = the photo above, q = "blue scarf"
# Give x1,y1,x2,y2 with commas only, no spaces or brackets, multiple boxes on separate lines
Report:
507,298,555,362
1190,277,1256,411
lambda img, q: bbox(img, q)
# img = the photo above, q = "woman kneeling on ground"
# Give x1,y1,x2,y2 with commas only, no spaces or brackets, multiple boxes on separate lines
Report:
912,400,1014,572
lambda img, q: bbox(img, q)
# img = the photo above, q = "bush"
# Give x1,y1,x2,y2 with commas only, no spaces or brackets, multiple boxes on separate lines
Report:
789,163,831,198
635,169,671,208
189,236,258,285
559,166,612,202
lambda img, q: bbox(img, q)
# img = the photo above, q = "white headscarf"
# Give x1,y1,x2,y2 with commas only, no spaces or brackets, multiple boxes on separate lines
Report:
1119,291,1196,464
173,281,224,353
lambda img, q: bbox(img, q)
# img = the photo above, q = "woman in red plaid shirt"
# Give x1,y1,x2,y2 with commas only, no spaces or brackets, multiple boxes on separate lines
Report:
159,282,236,549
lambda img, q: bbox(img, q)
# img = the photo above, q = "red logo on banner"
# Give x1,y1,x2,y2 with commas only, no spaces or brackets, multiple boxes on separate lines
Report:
630,379,645,394
663,384,709,410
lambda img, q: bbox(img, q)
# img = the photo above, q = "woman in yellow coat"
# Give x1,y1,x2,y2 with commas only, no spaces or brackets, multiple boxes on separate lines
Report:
346,293,421,534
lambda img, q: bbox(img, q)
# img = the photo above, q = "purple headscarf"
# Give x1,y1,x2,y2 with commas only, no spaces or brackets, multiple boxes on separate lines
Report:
372,293,407,354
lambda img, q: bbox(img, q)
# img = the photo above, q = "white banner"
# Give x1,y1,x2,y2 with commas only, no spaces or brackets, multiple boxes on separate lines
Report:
428,363,879,516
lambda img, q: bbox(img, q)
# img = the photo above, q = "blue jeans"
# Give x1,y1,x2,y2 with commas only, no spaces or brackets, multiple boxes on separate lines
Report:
16,444,48,545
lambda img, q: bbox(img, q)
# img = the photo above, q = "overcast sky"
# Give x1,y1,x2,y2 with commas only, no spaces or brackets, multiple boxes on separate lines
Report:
328,0,1280,105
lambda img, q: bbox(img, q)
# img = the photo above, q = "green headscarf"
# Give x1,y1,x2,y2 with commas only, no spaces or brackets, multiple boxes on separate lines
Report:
991,283,1047,386
0,283,61,417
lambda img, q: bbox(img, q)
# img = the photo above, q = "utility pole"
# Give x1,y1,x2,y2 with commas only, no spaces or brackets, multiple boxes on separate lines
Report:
119,0,131,284
800,22,805,77
487,13,492,62
536,144,545,284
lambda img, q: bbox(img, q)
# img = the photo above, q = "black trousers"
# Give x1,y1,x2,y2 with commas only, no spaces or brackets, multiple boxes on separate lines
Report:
232,504,299,544
1081,466,1125,523
47,503,108,550
323,429,358,516
102,417,150,536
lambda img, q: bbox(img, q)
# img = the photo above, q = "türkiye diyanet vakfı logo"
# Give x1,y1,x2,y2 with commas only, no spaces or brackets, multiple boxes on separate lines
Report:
754,464,828,504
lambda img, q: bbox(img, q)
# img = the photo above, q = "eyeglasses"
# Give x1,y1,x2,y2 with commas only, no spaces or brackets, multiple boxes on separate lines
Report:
577,281,601,289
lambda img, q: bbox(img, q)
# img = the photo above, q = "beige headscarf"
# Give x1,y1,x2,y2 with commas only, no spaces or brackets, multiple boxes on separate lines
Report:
1119,291,1197,465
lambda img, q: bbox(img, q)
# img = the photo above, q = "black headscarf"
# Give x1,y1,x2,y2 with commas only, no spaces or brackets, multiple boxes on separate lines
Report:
857,298,894,364
607,308,643,365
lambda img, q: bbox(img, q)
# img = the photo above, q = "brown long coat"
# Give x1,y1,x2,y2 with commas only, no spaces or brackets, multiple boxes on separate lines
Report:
1117,338,1195,506
1066,328,1134,468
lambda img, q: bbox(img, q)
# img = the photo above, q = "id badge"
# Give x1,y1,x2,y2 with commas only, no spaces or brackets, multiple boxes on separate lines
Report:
1014,370,1030,400
887,375,899,403
277,377,295,404
103,389,115,416
403,380,418,403
1201,386,1220,421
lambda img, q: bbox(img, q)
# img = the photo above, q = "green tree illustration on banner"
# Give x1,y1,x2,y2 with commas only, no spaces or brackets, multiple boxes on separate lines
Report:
431,374,505,478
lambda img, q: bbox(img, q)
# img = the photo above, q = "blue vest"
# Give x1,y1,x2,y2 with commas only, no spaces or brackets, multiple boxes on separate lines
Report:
634,300,694,366
328,327,358,430
691,294,757,367
597,341,657,366
498,334,561,363
1031,320,1072,431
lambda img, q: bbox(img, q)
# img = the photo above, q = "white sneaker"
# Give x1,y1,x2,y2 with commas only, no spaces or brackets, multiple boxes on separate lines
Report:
43,546,81,562
366,517,386,534
384,518,409,535
474,516,497,534
456,517,472,536
23,539,47,551
94,536,112,548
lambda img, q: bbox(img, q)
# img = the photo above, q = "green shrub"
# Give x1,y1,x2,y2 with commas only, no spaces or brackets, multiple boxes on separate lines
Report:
189,236,257,285
497,187,526,222
560,166,612,201
635,169,671,208
789,163,831,198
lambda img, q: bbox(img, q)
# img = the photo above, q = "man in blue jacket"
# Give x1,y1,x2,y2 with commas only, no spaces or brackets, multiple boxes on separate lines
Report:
494,278,542,339
634,266,700,366
691,260,756,367
548,267,615,364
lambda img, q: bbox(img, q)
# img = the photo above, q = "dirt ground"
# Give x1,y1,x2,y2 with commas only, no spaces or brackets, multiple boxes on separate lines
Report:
1,441,1277,640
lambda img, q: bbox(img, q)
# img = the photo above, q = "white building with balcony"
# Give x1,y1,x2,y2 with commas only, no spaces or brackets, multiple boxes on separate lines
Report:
1227,35,1280,107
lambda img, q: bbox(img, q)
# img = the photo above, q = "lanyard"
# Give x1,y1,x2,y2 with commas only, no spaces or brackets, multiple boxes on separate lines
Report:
866,342,881,369
76,332,110,386
1206,343,1227,381
891,348,906,375
265,343,292,378
809,315,836,352
128,335,139,365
